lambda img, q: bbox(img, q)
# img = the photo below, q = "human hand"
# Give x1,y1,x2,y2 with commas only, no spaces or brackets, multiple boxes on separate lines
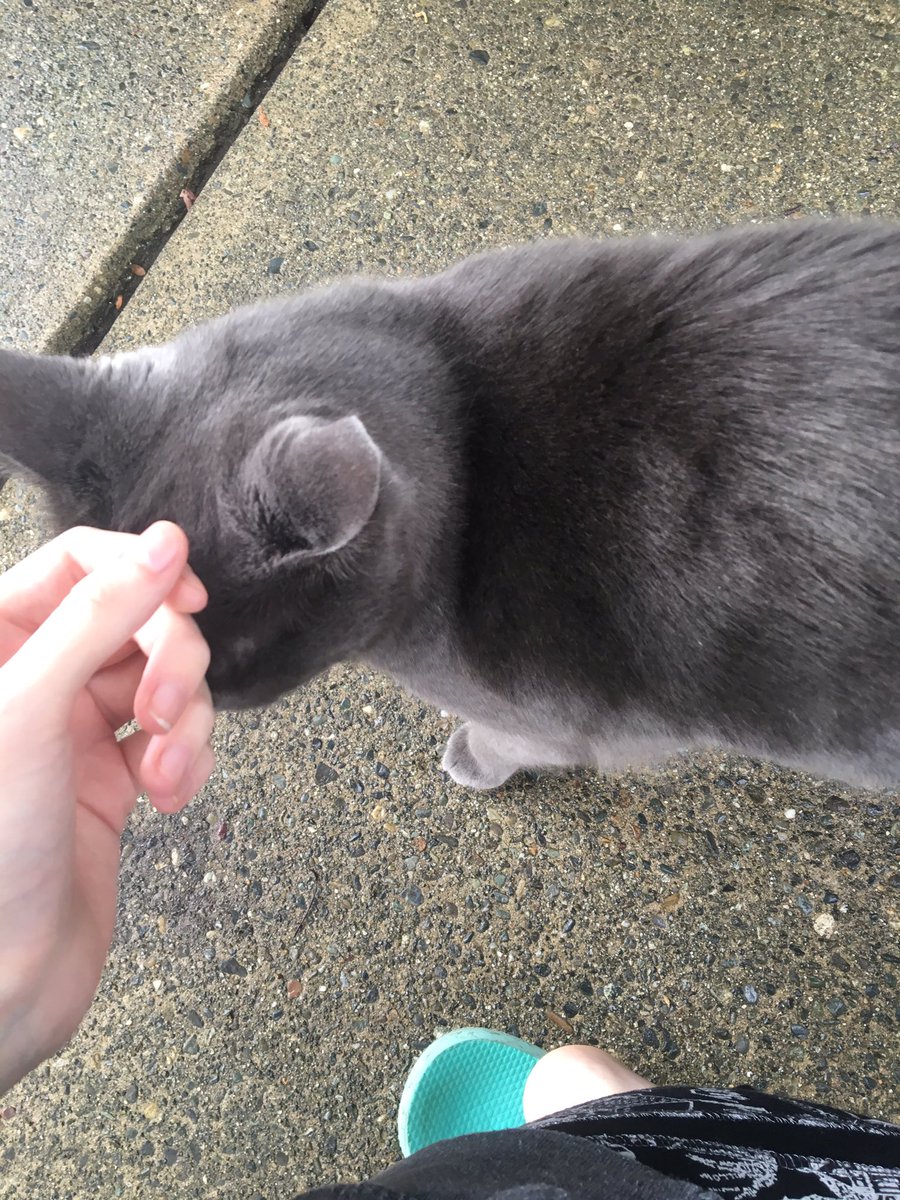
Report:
0,522,215,1093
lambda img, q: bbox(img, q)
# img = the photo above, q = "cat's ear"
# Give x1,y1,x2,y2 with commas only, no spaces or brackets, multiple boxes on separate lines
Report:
0,347,95,484
235,415,383,562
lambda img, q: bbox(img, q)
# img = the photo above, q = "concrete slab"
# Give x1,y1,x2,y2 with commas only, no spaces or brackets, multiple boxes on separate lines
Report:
1,0,898,1196
0,0,317,353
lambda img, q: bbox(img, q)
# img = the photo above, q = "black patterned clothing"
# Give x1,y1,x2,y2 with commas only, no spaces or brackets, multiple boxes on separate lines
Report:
298,1085,899,1200
532,1086,900,1199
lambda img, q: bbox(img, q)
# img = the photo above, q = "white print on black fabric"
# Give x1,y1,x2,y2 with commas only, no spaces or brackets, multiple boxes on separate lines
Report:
531,1087,900,1200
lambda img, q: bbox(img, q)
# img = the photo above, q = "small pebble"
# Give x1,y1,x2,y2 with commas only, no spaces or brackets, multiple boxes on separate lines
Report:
813,912,836,939
790,1024,808,1038
469,48,490,64
267,256,284,275
743,984,758,1004
827,997,847,1016
315,762,338,785
834,848,861,870
735,1034,750,1053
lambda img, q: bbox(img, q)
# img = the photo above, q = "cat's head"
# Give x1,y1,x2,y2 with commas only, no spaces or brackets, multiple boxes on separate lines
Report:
0,307,419,708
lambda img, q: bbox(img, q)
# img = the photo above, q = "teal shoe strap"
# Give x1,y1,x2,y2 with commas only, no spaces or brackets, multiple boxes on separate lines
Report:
397,1027,546,1157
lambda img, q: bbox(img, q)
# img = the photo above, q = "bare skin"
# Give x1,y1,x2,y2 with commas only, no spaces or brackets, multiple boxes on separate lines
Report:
0,523,214,1095
523,1045,653,1123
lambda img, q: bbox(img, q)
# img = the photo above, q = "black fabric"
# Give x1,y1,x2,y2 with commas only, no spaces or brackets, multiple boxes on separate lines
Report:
372,1127,710,1199
296,1086,900,1200
300,1127,710,1200
532,1086,900,1199
301,1189,417,1200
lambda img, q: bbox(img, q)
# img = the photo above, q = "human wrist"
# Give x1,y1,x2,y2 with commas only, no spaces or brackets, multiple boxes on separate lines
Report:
0,998,44,1095
0,937,83,1096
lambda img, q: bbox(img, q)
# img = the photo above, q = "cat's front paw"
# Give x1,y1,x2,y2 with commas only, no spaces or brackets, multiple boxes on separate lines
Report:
441,723,517,790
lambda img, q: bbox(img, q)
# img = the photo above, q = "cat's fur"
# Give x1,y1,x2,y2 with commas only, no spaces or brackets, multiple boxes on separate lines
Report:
0,220,898,790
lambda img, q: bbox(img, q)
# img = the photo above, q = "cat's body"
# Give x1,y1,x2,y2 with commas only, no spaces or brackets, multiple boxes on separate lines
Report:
1,220,898,789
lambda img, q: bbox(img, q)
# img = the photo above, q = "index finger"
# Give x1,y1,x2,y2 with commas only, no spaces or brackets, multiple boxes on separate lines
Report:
0,526,207,634
4,522,193,718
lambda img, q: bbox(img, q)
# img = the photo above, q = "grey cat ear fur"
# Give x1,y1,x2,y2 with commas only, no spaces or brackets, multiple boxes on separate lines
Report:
0,348,96,485
235,414,383,562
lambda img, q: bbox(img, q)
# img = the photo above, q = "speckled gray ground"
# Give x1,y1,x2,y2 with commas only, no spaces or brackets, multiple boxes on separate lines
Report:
1,0,899,1197
0,0,317,354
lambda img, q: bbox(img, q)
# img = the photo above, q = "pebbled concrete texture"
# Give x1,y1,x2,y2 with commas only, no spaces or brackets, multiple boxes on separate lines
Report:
99,0,898,345
0,0,318,354
1,0,899,1197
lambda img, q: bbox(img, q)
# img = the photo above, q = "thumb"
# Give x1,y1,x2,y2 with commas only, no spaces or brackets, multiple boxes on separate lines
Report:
6,522,190,718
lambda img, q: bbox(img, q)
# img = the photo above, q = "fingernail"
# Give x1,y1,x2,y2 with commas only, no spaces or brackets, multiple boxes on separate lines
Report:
150,683,185,731
138,523,179,573
159,743,191,787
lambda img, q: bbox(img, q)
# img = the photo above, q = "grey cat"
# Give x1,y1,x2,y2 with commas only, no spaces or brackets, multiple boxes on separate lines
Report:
0,219,898,791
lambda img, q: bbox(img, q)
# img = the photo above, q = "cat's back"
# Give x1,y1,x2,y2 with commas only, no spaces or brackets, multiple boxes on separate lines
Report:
432,218,900,480
426,220,899,776
435,218,899,376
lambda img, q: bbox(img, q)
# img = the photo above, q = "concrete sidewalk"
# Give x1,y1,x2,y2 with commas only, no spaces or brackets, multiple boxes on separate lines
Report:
1,0,898,1197
0,0,317,353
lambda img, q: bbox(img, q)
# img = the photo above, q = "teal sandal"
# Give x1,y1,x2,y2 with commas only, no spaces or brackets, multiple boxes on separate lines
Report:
397,1027,546,1157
